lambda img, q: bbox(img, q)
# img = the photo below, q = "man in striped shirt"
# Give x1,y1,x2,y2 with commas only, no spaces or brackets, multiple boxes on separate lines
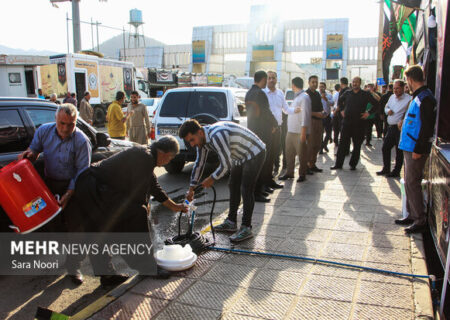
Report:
180,119,266,242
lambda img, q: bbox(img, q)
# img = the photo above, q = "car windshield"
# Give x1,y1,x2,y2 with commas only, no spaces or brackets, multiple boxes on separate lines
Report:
159,91,228,118
285,90,294,100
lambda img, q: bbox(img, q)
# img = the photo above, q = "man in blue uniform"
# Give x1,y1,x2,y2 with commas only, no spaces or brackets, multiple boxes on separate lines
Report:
396,65,437,233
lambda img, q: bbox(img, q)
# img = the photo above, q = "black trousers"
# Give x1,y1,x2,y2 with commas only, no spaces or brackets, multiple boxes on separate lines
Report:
365,118,375,144
254,128,275,192
322,116,332,149
374,115,383,138
335,123,365,168
382,125,403,173
63,170,158,275
272,126,282,171
332,114,342,145
228,151,265,227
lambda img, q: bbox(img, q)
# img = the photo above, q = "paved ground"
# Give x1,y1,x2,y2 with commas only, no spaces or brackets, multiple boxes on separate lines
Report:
86,139,435,320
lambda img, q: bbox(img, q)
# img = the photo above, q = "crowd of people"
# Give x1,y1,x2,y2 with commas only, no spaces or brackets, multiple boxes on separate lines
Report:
19,64,435,286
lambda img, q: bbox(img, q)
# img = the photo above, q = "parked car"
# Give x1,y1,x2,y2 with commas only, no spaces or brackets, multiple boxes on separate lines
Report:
0,97,137,231
152,87,245,174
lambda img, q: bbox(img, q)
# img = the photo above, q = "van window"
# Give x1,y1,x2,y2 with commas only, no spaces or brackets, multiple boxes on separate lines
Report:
159,92,190,117
187,91,228,118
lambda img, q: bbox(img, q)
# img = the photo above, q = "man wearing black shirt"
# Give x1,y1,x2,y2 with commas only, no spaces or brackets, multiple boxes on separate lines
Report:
306,75,326,172
245,71,280,202
332,77,350,147
331,77,379,170
380,84,394,137
64,137,188,285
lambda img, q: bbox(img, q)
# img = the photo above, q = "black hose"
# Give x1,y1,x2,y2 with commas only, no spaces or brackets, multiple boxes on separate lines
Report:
165,185,216,254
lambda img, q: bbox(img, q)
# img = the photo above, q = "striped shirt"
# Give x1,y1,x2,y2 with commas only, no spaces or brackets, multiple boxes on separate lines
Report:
190,121,266,186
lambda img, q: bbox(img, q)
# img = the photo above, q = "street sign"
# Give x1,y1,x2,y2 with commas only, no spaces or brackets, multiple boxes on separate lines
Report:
377,77,386,85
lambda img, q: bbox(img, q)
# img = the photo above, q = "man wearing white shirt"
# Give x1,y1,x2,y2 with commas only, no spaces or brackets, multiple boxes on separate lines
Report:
377,79,411,177
319,82,334,154
279,77,311,182
264,71,299,180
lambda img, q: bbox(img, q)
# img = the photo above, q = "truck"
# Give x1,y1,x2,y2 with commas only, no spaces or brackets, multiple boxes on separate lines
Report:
37,53,149,125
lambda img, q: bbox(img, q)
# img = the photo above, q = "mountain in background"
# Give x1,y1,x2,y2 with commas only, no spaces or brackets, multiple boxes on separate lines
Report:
0,33,165,58
96,33,165,58
0,44,60,56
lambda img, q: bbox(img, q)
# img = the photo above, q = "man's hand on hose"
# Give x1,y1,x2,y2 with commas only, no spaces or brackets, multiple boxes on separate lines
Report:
186,187,195,202
163,199,189,213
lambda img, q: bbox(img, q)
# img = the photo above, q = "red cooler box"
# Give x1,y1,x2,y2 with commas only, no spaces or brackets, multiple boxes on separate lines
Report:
0,159,61,233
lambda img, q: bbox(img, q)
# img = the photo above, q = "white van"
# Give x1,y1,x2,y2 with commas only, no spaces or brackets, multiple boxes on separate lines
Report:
153,87,245,173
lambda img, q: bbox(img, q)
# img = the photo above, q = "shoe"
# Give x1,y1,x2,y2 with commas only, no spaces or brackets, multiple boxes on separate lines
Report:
319,150,324,154
264,186,274,194
311,166,323,173
395,217,414,225
306,168,314,175
255,194,270,203
214,219,238,232
100,274,129,287
278,174,294,180
230,225,253,242
273,168,279,177
258,189,270,197
404,223,427,234
324,146,329,152
386,172,400,178
68,269,83,285
297,176,306,183
376,170,389,176
350,166,356,171
366,143,373,147
268,181,283,189
330,165,342,170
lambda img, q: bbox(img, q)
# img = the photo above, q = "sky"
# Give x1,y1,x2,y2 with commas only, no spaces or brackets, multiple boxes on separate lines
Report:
1,0,382,53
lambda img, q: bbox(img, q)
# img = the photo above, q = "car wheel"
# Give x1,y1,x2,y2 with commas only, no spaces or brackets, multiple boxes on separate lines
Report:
164,159,185,174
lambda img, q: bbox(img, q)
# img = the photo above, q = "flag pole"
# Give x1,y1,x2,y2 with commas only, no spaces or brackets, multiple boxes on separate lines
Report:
376,0,384,81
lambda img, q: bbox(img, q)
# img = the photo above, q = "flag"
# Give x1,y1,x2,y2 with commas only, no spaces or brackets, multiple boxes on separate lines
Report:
392,2,417,46
394,0,421,8
382,1,401,84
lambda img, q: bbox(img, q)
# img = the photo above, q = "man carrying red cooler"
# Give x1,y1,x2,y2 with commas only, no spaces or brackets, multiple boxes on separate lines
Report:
18,103,91,284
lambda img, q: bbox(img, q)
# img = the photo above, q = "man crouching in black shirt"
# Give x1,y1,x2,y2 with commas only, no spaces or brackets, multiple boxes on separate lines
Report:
64,136,188,287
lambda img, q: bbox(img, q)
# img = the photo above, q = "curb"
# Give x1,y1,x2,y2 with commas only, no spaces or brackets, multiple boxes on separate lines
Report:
410,233,435,319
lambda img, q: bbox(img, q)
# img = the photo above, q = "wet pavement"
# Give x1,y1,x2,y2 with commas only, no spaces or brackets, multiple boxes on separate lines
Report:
86,139,435,320
0,161,231,320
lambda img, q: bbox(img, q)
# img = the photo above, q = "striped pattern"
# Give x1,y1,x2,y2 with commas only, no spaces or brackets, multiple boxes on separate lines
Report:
190,121,265,186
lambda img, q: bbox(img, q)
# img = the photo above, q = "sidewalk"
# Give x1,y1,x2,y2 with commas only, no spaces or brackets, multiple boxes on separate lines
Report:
89,139,434,320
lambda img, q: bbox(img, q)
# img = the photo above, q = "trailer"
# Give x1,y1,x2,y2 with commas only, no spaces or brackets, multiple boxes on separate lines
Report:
38,53,148,125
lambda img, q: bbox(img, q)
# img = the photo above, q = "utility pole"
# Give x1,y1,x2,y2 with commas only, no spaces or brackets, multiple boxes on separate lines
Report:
96,21,100,52
72,0,81,52
66,12,70,54
91,17,94,50
122,27,126,61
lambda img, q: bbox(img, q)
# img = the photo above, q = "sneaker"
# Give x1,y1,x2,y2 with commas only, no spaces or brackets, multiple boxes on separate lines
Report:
230,226,253,242
214,219,238,232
